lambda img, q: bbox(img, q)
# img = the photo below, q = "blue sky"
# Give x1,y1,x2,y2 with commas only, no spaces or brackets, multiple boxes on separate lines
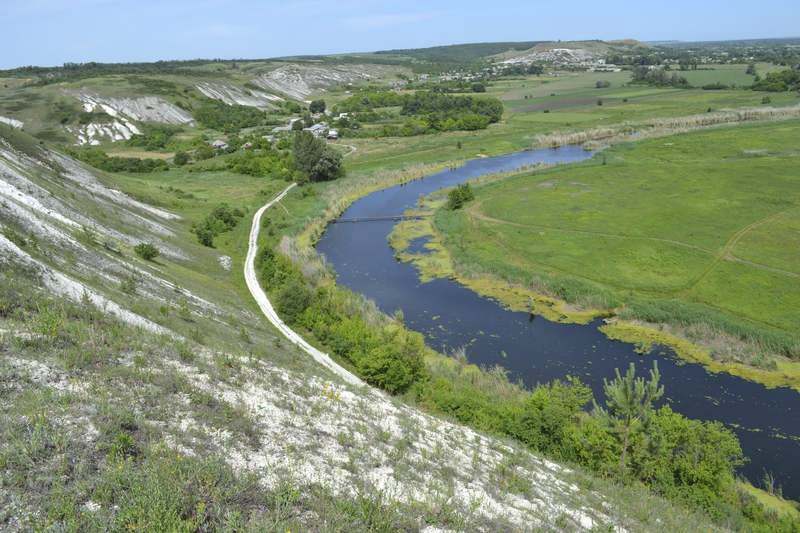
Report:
2,0,798,69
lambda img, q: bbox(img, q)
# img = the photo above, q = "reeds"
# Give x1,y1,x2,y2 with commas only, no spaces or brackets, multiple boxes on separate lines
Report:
534,105,800,150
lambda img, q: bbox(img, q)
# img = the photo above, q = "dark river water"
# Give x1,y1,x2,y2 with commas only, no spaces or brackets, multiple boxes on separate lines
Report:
316,146,800,499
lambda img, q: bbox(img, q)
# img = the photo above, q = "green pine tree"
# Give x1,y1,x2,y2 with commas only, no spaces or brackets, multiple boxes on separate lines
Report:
593,361,664,476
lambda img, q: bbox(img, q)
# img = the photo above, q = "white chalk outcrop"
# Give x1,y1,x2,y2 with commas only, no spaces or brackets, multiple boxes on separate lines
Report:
0,116,24,129
252,64,398,100
65,91,194,145
196,82,282,108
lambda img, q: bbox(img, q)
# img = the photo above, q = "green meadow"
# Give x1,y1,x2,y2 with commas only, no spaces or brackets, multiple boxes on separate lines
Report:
341,71,798,175
433,120,800,383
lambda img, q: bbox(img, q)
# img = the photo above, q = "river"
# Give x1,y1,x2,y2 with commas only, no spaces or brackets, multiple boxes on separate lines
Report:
316,146,800,499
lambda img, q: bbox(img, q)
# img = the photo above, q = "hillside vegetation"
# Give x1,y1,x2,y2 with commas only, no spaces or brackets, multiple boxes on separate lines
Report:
1,108,734,531
2,38,800,530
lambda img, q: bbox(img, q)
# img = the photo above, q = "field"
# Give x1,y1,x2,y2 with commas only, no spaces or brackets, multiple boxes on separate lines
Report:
678,63,781,87
340,71,798,176
431,120,800,385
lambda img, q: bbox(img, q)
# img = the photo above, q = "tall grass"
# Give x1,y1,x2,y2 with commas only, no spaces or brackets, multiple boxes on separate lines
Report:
534,105,800,149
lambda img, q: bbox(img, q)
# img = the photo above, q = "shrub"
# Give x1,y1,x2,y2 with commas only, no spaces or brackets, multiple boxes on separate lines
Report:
446,183,475,210
752,69,800,92
173,151,189,166
257,249,426,394
275,279,313,323
194,144,215,160
67,147,169,173
226,149,294,179
596,80,611,89
194,99,264,131
309,99,326,114
134,243,159,261
192,204,245,247
127,124,181,150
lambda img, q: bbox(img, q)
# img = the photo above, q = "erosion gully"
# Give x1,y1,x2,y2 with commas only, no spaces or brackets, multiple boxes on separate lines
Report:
316,146,800,498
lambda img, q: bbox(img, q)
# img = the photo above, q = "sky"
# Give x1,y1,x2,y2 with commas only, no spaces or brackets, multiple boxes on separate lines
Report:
2,0,799,69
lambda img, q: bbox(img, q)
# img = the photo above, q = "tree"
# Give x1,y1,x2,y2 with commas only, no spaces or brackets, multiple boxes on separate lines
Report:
446,183,475,210
310,147,343,182
593,362,664,476
292,131,325,174
309,99,326,114
291,119,304,131
746,63,757,76
292,131,344,182
471,82,486,93
595,80,611,89
173,151,189,166
134,242,159,261
275,279,313,323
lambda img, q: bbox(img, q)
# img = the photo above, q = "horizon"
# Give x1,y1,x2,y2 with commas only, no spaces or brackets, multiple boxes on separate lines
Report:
2,0,800,70
4,35,800,71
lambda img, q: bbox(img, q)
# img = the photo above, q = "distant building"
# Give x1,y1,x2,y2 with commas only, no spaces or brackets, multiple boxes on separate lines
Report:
242,142,253,150
211,139,228,150
327,129,339,140
303,123,329,138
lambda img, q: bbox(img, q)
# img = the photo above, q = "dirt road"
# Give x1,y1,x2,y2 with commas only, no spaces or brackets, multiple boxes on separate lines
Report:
244,183,363,386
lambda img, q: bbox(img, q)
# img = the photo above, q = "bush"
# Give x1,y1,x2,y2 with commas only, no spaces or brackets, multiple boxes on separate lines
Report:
194,144,215,160
275,279,313,323
446,183,475,210
173,151,189,166
752,69,800,92
194,99,264,131
309,99,326,114
257,249,426,394
595,80,611,89
134,243,159,261
127,124,181,150
67,147,169,173
226,149,294,179
632,67,690,88
192,204,245,247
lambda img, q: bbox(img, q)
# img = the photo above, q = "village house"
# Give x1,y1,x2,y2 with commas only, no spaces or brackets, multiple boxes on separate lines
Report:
303,122,329,138
210,139,228,150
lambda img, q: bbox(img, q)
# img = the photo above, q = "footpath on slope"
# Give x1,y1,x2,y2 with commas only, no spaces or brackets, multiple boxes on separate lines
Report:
244,183,363,386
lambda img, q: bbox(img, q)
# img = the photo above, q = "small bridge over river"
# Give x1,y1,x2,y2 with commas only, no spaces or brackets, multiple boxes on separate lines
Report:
332,214,431,224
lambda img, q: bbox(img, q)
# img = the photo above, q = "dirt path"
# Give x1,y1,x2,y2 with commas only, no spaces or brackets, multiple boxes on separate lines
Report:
244,184,363,386
680,207,798,293
339,143,358,158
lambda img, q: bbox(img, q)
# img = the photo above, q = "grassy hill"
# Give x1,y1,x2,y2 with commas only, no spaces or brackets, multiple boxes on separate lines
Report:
2,41,800,530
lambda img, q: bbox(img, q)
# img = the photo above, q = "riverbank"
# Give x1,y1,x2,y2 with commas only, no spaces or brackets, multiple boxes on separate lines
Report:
390,196,800,393
392,121,800,392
